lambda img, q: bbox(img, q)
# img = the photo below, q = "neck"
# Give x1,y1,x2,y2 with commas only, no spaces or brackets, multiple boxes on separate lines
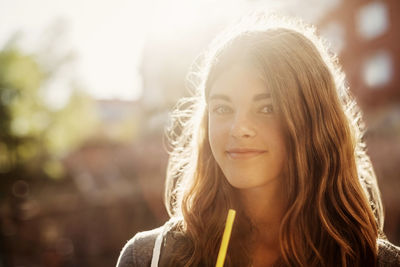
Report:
236,177,286,247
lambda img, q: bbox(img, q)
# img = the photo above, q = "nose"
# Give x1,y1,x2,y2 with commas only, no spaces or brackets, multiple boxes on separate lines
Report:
230,112,256,139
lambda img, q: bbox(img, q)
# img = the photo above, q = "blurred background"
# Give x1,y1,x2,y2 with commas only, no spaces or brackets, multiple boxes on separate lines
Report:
0,0,399,266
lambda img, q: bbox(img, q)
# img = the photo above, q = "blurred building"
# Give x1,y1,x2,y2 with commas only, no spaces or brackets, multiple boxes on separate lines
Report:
318,0,400,244
318,0,400,109
62,98,168,219
95,99,143,141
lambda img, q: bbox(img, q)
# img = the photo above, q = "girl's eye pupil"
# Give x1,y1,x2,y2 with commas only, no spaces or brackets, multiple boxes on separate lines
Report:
216,106,229,114
262,105,273,113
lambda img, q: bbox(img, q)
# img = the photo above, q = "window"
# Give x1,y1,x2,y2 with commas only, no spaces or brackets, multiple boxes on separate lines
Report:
362,50,392,88
356,2,388,40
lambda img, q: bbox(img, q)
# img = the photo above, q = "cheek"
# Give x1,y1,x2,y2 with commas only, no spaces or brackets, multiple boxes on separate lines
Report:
259,122,287,158
208,119,227,157
269,129,287,166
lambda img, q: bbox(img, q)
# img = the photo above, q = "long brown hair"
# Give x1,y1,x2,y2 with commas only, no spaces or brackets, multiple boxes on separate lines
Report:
164,15,383,266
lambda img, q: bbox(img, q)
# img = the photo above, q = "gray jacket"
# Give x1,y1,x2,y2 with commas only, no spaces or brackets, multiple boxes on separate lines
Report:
116,225,400,267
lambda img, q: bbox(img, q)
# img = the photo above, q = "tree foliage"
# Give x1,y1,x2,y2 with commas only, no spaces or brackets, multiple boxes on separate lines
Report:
0,45,98,183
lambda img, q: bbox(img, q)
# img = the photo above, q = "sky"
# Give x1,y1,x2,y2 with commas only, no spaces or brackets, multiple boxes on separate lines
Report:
0,0,252,108
0,0,161,107
0,0,332,108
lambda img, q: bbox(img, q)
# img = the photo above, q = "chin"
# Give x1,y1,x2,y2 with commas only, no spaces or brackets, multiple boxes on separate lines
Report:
225,176,259,189
224,173,280,190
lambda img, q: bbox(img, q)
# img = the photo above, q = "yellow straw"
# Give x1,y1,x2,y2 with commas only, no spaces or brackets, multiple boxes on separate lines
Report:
215,209,236,267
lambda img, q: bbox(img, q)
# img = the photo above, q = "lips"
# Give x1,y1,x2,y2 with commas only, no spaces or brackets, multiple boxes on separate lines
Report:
225,148,267,159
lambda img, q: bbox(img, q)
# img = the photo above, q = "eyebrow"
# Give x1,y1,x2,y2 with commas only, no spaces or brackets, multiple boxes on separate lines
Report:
209,93,271,102
253,93,271,101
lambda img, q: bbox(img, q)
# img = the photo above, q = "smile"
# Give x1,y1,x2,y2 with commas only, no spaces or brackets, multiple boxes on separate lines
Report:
225,148,267,159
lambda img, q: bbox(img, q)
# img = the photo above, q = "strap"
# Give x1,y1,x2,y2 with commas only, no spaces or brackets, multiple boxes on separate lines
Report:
150,230,164,267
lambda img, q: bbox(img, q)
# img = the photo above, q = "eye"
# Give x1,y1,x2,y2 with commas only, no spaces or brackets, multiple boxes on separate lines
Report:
212,105,233,115
259,104,274,114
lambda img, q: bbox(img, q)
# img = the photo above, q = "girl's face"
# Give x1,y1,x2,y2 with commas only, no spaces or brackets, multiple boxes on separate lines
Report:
208,64,287,190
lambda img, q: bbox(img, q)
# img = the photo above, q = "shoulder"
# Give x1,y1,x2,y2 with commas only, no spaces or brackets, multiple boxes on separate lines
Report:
116,226,164,267
377,238,400,266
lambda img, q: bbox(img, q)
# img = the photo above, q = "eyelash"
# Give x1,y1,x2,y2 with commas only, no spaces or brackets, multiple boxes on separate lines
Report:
259,104,274,114
211,104,274,115
212,105,233,115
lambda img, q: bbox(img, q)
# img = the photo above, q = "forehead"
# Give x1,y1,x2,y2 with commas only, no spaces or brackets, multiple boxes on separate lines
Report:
209,64,269,99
